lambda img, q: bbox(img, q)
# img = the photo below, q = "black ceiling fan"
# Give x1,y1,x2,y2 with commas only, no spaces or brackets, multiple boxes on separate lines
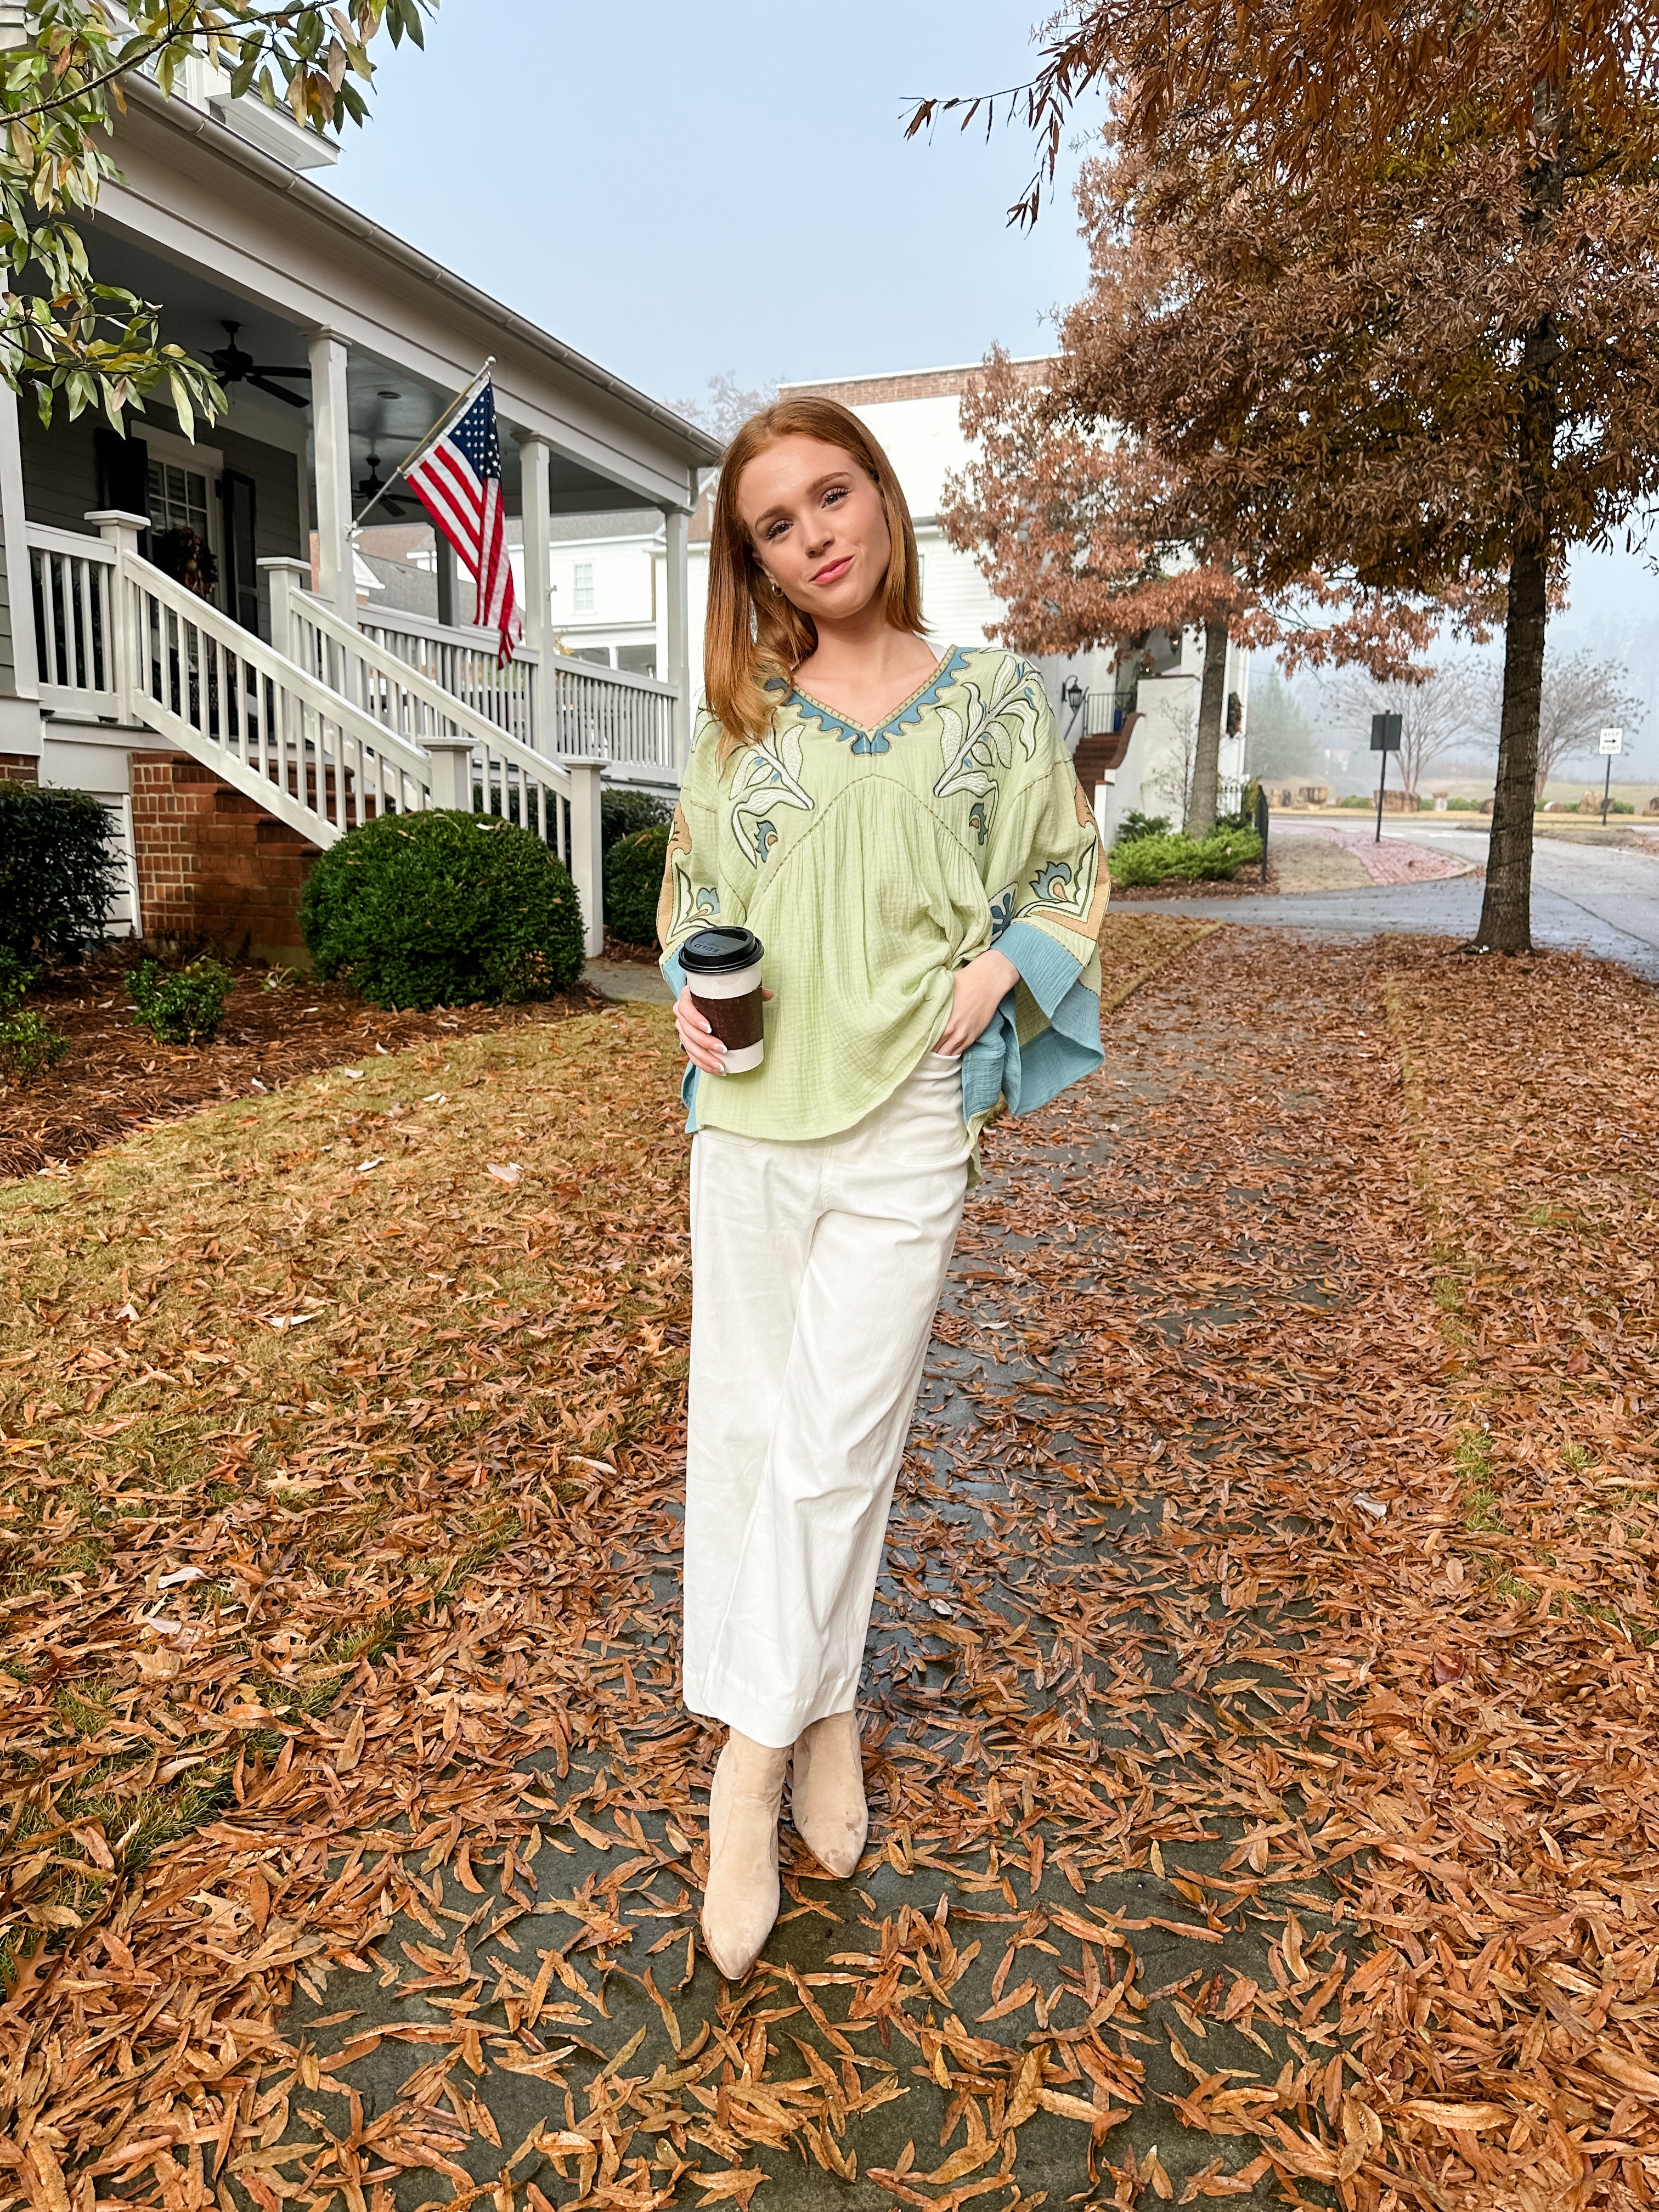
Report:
356,453,409,520
210,321,311,408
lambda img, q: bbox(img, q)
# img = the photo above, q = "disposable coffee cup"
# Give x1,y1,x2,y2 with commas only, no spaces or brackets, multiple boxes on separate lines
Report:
680,927,766,1074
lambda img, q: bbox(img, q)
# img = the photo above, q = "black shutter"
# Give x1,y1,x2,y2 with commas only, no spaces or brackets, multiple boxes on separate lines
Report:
93,429,150,521
220,470,260,634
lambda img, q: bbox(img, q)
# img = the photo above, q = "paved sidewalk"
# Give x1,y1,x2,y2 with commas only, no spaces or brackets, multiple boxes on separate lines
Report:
1270,821,1474,885
1118,829,1659,985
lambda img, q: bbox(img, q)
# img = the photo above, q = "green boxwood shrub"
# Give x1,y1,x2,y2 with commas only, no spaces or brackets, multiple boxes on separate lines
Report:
601,787,673,853
603,825,670,947
0,784,121,961
300,810,585,1009
1108,827,1264,887
127,958,230,1046
1114,810,1172,846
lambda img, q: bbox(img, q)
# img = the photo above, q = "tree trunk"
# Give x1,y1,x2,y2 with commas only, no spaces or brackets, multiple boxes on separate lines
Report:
1477,530,1549,949
1472,84,1564,955
1188,616,1228,836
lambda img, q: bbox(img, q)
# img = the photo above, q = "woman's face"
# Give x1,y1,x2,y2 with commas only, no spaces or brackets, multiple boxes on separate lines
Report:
737,434,893,624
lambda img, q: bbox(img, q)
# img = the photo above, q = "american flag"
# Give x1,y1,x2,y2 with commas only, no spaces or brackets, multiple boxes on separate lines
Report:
404,376,522,664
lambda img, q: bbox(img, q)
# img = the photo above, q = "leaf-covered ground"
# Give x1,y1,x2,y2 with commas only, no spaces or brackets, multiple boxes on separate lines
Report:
2,916,1655,2212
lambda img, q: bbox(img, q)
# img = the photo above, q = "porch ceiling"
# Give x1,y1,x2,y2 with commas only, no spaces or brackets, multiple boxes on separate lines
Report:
84,233,662,520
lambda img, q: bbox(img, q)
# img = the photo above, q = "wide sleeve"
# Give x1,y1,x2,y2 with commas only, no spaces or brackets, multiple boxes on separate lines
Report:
657,708,724,995
961,678,1110,1121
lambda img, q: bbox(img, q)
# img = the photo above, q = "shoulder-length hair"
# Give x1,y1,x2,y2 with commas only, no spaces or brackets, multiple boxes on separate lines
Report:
703,396,923,763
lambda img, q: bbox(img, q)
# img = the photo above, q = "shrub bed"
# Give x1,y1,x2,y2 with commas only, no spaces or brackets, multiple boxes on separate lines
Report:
1109,827,1264,887
300,810,585,1009
0,784,121,961
603,826,670,947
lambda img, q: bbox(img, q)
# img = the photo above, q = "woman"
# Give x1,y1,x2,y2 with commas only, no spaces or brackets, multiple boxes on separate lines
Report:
656,396,1109,1979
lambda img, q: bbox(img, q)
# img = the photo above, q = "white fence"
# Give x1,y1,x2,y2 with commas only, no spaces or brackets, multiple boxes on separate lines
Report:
31,524,121,720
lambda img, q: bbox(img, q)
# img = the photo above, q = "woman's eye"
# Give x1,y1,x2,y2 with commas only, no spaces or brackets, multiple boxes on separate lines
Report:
823,485,847,507
765,521,789,541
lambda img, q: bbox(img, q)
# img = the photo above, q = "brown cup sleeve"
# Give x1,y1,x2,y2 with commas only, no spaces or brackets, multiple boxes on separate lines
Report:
690,986,764,1051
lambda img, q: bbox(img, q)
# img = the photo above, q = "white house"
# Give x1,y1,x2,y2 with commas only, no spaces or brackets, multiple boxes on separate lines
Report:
0,49,720,957
543,361,1248,831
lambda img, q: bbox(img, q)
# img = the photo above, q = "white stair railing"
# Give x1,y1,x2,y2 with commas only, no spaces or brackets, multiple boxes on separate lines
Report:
266,564,604,955
31,523,122,719
83,518,437,853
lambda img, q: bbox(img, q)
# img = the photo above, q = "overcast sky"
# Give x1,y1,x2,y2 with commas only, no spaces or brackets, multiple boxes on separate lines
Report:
323,0,1095,405
325,1,1656,764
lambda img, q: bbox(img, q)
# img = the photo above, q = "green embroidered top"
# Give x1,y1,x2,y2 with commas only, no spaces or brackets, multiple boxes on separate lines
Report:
656,645,1109,1146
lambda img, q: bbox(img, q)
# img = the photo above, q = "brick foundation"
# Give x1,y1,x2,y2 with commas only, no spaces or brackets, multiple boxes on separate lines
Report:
131,753,320,961
0,752,39,783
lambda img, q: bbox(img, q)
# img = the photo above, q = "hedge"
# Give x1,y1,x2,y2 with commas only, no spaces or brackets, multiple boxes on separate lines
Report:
603,825,670,947
0,784,121,961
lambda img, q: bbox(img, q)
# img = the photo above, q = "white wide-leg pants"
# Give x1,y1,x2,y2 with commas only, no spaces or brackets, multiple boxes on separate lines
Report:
683,1051,970,1747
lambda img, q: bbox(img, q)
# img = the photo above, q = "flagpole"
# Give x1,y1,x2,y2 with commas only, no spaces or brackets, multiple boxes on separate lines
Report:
351,357,496,529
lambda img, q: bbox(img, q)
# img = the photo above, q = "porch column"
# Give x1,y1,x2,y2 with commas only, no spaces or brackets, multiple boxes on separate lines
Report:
662,503,691,774
516,432,551,752
0,357,41,757
435,535,457,627
516,434,551,659
308,328,356,627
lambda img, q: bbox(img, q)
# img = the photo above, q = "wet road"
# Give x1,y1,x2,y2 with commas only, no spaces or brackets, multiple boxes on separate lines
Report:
1118,823,1659,984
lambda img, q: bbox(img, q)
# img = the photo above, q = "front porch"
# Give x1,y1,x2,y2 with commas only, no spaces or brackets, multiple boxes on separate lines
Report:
0,63,718,959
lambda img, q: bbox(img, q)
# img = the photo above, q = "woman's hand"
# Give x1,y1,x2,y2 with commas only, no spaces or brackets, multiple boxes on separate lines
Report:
676,984,772,1075
933,947,1019,1059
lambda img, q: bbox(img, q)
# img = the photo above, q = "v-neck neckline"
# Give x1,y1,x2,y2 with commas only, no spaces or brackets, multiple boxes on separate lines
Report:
789,645,957,739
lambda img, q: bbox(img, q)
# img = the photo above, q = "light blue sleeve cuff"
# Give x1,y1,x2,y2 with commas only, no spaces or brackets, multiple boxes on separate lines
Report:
995,919,1083,1017
961,970,1103,1122
662,951,686,996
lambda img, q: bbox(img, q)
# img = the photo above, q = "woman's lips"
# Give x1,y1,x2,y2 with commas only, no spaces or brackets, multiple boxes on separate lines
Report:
810,556,854,585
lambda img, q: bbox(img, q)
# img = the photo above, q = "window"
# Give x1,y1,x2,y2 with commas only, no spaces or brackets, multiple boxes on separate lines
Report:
148,459,210,539
617,644,657,678
572,561,594,613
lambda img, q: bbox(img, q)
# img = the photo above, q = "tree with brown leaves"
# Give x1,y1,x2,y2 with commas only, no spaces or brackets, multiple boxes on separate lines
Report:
917,6,1659,949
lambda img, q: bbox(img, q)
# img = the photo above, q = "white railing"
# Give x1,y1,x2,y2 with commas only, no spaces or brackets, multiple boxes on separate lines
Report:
25,522,608,956
357,605,537,747
357,603,678,774
268,566,603,953
548,653,678,772
31,523,121,720
121,549,435,848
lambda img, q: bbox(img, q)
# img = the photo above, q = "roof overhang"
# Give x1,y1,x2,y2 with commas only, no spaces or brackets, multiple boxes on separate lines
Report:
89,76,722,512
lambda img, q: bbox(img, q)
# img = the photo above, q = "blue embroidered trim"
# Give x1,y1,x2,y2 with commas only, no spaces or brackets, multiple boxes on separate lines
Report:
789,647,970,758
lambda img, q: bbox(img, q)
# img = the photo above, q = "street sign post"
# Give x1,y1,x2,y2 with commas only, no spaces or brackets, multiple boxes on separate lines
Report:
1599,726,1623,825
1370,712,1403,844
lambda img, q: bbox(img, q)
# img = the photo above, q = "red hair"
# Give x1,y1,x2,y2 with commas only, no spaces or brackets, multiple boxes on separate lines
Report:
703,396,923,760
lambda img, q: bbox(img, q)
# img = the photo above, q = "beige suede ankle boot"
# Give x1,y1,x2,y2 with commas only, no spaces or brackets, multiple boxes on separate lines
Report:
791,1709,867,1879
701,1730,791,1980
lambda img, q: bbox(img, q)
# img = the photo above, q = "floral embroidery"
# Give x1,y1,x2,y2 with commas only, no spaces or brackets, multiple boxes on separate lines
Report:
1030,860,1074,901
729,724,814,866
989,884,1017,941
791,648,970,760
968,800,989,845
933,654,1046,835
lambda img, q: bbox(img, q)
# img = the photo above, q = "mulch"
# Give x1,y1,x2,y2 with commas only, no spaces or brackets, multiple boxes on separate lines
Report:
2,916,1657,2212
0,946,603,1181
